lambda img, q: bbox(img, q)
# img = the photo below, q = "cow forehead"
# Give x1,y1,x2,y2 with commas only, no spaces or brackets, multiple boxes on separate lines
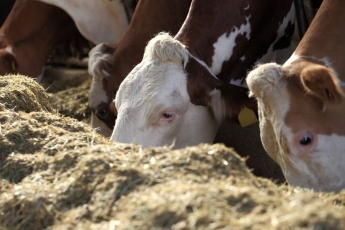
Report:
116,60,187,111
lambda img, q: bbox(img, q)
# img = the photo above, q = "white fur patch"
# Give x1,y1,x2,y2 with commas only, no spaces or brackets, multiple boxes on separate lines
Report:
38,0,128,44
230,78,246,87
89,80,109,109
282,52,300,67
209,88,225,124
4,46,13,54
188,53,218,79
88,43,115,81
211,16,251,75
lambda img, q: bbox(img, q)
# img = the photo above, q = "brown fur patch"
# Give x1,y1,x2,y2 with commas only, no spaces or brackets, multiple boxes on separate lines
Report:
301,64,344,105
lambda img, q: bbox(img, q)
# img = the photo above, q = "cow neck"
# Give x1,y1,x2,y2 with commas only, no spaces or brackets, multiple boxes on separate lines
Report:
175,0,295,83
295,0,345,82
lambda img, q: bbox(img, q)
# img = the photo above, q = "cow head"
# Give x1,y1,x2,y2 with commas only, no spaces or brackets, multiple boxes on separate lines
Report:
88,43,118,137
247,58,345,192
111,33,230,148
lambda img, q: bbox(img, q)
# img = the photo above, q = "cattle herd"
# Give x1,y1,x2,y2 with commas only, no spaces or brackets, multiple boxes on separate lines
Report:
0,0,344,214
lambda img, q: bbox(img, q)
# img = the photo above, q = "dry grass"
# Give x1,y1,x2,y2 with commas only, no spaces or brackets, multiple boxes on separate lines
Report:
0,74,344,230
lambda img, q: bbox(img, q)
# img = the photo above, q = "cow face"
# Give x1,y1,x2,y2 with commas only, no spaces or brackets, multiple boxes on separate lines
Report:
88,43,118,137
111,33,220,148
247,59,345,192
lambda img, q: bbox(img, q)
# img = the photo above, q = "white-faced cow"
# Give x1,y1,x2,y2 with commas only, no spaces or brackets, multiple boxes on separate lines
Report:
247,0,344,192
88,0,192,137
112,0,299,149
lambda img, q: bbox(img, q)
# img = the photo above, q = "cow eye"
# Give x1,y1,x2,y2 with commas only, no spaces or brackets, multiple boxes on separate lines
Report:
299,132,313,145
162,112,175,119
95,108,109,118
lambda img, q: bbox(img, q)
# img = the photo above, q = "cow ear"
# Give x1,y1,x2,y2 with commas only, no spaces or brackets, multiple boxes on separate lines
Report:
300,64,344,105
88,43,117,80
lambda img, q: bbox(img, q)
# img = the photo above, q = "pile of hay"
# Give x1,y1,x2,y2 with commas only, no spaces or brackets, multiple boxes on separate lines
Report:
1,74,344,230
40,67,91,124
0,74,53,113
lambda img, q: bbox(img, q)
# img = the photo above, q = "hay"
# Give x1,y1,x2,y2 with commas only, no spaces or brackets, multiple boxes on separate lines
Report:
0,74,53,113
0,74,344,230
40,68,91,124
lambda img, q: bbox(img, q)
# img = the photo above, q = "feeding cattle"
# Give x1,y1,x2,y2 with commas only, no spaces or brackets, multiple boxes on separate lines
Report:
88,0,192,137
247,0,344,192
0,0,135,78
111,0,299,149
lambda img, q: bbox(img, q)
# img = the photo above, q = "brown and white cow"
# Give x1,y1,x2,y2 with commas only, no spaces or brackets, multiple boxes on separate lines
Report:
0,0,134,79
247,0,344,192
88,0,192,137
0,0,85,78
111,0,299,149
38,0,134,44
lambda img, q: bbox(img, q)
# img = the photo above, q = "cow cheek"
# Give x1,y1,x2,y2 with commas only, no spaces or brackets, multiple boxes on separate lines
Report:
258,108,280,164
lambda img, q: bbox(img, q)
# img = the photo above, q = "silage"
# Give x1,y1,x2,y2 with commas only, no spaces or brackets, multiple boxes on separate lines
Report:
0,74,53,113
40,68,91,124
0,74,344,230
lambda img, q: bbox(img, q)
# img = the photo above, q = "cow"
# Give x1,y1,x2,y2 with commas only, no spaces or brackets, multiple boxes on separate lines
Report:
111,0,298,148
247,0,345,192
88,0,192,137
37,0,134,44
0,0,134,79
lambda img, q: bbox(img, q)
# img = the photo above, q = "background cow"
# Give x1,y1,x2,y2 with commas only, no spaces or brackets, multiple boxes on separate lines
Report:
247,0,345,192
0,0,135,79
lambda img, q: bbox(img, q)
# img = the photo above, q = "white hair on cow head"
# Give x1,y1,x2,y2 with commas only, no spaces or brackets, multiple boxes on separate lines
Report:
143,32,189,68
247,62,285,99
88,43,116,81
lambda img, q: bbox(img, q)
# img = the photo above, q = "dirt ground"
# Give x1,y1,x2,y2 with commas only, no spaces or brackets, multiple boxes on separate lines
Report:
0,73,344,230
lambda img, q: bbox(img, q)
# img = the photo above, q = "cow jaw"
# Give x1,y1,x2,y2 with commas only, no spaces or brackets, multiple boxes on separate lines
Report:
111,60,218,149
